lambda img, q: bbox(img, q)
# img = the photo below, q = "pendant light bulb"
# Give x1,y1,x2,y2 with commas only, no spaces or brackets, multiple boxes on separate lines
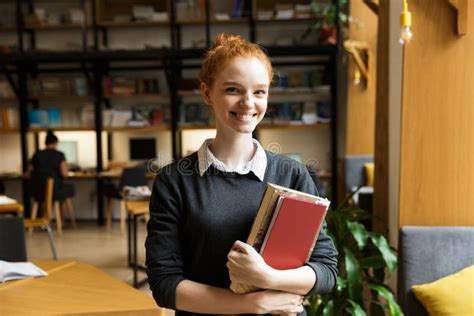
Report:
400,0,413,45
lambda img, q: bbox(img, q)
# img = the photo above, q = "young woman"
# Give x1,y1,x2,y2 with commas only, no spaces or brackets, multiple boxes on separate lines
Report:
29,129,75,202
146,34,337,315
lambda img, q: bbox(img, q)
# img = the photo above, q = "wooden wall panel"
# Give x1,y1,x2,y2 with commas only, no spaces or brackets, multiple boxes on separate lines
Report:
399,0,474,226
345,1,378,155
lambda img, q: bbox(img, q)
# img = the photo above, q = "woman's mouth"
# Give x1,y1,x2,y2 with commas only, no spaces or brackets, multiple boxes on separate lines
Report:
230,112,257,121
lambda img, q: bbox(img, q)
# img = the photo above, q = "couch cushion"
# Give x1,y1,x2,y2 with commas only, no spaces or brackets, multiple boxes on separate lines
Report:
398,227,474,316
412,264,474,316
344,155,373,193
363,162,374,187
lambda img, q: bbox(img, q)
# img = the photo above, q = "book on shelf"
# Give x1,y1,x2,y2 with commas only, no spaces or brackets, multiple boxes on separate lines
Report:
28,77,88,97
1,108,19,129
103,76,160,97
0,81,15,99
230,183,330,294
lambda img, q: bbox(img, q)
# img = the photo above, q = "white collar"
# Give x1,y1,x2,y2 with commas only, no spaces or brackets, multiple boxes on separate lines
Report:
197,138,267,181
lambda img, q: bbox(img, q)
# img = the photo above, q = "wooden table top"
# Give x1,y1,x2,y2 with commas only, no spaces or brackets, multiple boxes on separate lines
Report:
0,260,164,316
0,202,23,214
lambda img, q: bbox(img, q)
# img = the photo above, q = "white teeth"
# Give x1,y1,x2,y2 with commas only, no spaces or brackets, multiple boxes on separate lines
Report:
234,113,255,121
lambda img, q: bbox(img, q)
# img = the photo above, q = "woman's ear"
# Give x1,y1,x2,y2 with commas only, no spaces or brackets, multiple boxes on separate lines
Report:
200,82,212,106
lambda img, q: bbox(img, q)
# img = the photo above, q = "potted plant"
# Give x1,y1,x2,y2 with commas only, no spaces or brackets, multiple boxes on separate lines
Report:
305,191,404,315
302,0,349,44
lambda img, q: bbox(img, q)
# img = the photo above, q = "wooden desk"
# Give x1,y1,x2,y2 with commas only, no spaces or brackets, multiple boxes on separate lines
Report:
0,260,164,316
0,202,23,215
0,172,155,225
126,200,150,288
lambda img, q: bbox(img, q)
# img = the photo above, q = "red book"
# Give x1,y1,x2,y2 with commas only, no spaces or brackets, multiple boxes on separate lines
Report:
260,195,329,270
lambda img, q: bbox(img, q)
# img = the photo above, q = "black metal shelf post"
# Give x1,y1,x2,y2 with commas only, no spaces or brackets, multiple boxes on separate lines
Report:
93,59,106,225
18,62,31,217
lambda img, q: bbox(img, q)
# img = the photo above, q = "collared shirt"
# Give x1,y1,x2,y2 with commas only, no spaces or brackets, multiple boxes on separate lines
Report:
197,138,267,181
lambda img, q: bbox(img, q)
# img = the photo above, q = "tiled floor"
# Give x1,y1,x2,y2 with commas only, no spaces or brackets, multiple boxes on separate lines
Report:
26,220,174,316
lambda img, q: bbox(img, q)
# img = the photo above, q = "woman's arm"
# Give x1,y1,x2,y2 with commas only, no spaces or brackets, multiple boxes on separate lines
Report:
146,170,304,314
227,241,315,295
59,160,68,178
176,279,304,314
227,163,338,296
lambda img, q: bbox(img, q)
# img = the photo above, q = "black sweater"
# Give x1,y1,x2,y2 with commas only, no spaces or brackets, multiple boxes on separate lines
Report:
145,151,338,314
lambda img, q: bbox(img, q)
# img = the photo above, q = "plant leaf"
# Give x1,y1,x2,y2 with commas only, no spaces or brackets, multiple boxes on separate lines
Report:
369,233,397,274
336,276,347,293
346,299,367,316
322,300,334,316
359,255,386,269
368,284,404,316
335,186,363,211
347,221,369,250
344,247,362,302
305,294,322,316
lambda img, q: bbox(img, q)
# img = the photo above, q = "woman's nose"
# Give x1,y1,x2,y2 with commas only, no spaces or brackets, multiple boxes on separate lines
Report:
240,93,254,108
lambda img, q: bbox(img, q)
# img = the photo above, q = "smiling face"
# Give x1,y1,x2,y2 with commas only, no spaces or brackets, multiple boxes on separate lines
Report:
201,57,271,137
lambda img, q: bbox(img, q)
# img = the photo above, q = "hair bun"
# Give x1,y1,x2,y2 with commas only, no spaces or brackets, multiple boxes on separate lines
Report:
199,33,273,87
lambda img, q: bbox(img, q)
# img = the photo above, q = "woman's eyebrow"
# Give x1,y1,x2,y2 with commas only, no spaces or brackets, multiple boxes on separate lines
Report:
223,81,242,86
223,81,268,89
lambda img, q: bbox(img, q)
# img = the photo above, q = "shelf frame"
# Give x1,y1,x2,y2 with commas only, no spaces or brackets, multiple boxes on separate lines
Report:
0,0,343,215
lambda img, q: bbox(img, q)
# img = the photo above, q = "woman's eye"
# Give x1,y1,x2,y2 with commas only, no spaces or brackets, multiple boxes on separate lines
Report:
255,90,267,96
226,87,239,93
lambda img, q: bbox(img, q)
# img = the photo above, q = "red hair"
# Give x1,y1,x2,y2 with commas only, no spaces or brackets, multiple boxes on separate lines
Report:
199,34,274,87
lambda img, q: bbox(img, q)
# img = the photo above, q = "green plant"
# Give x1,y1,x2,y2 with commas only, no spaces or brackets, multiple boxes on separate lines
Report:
302,0,349,43
305,191,404,316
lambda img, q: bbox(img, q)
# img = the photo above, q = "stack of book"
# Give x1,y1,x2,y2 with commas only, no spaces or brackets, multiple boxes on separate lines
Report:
103,77,160,97
29,77,89,97
0,81,15,99
179,103,213,126
230,183,330,294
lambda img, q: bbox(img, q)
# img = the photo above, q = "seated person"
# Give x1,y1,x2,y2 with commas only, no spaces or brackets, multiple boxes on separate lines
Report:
29,130,75,203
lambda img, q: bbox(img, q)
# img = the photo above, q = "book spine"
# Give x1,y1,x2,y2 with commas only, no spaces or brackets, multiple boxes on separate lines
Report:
250,190,282,252
259,196,285,253
245,185,274,246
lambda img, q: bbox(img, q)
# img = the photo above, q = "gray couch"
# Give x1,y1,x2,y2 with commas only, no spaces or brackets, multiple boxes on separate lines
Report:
344,155,373,193
398,226,474,315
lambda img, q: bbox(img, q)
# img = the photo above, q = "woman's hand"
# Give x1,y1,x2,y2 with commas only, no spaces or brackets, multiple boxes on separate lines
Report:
246,289,304,314
227,240,274,289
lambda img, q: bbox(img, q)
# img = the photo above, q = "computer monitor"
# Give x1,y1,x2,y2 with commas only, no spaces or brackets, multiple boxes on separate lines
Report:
57,141,78,164
129,138,156,160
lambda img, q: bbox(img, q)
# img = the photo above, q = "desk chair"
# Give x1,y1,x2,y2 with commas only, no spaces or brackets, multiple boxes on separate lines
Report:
0,217,27,261
104,166,148,234
24,175,58,260
29,171,63,236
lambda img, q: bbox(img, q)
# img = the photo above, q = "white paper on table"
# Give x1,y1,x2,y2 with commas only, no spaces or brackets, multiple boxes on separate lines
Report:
0,260,48,283
0,195,17,205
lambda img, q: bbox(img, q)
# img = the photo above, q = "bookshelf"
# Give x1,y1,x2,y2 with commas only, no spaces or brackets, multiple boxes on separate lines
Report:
0,0,342,221
24,24,86,31
28,127,95,132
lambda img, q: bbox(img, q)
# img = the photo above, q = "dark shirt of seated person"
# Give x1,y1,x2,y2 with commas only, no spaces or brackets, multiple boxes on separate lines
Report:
29,130,75,201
